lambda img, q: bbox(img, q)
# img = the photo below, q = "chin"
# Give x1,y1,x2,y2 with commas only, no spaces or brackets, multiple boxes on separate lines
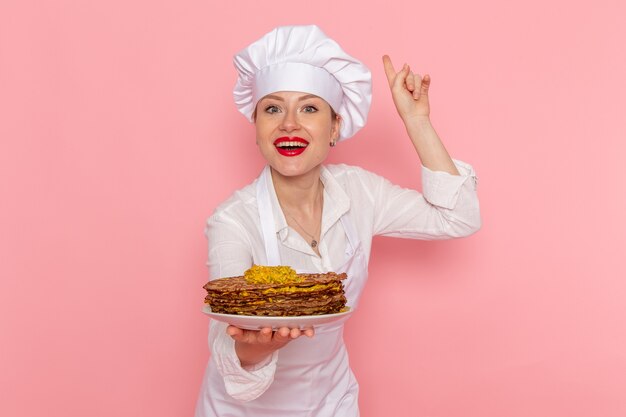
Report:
270,162,321,179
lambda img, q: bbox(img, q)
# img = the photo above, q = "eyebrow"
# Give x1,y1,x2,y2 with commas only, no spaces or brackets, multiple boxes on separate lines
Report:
261,94,320,102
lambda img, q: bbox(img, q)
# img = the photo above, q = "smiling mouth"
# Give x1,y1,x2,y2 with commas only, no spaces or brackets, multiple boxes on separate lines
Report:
274,137,309,156
274,137,309,147
276,141,308,150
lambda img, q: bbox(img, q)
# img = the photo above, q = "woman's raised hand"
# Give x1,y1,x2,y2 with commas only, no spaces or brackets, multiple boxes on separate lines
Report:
227,325,314,368
382,54,459,175
382,55,431,122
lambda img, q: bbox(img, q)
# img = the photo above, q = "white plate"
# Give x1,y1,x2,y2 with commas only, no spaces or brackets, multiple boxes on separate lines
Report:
202,305,352,330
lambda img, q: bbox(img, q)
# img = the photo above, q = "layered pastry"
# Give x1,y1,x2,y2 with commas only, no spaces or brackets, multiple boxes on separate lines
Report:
203,265,347,316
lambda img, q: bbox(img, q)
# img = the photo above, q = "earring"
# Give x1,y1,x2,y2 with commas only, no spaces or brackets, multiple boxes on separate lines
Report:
330,140,336,147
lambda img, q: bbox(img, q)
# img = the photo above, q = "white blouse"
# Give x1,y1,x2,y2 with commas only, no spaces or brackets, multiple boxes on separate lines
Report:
202,160,480,401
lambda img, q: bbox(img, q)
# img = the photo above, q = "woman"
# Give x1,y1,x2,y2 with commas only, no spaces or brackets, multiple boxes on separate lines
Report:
195,25,480,416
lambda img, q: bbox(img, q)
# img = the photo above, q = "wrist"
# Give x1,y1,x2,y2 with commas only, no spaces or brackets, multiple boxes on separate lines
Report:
404,116,435,140
402,114,432,128
235,341,273,368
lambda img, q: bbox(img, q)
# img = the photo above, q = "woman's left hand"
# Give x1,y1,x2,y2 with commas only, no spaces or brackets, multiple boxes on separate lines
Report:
382,55,431,122
382,54,460,175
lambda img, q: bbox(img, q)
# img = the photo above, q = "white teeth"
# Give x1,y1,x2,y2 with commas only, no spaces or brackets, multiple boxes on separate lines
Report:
276,141,307,148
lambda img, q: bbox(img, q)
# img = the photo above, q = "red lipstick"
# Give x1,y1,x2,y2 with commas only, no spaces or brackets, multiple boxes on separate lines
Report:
273,137,309,157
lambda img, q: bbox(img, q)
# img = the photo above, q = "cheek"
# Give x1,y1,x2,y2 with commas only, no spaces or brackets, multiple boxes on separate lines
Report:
255,116,279,134
255,123,270,142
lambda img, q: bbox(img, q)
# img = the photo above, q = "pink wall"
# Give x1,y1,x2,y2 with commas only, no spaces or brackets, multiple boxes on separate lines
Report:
1,0,624,416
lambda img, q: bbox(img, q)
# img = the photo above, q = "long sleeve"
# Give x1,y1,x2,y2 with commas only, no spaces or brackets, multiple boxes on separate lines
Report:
205,215,253,280
204,215,279,401
207,320,279,401
369,159,481,238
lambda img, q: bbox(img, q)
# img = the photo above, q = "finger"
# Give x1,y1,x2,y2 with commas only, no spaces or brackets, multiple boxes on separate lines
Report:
382,55,397,87
228,330,250,343
303,327,315,338
393,63,410,92
405,70,416,93
258,327,273,343
226,325,243,338
413,73,422,100
274,327,291,343
289,328,301,339
420,74,431,96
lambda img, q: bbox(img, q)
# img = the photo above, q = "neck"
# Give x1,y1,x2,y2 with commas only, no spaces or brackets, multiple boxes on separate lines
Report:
271,166,323,214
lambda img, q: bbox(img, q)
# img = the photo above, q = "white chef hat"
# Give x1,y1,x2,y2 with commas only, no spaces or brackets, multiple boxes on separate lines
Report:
233,25,372,141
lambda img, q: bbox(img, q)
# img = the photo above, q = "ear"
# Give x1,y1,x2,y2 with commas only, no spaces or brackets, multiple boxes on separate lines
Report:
331,114,342,141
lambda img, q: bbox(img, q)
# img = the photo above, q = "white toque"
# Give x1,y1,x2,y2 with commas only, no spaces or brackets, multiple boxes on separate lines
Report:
233,25,372,141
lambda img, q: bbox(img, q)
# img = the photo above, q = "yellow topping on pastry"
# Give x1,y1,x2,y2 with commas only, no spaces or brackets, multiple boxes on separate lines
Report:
243,265,302,284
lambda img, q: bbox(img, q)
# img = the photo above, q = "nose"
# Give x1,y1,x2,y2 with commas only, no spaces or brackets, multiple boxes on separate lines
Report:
279,109,300,132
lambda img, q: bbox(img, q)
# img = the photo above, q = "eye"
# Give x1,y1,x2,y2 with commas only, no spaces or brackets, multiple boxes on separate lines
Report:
264,105,280,114
302,105,318,113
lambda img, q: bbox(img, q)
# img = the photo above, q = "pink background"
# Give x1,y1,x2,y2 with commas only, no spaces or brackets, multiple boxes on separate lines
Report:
1,0,625,416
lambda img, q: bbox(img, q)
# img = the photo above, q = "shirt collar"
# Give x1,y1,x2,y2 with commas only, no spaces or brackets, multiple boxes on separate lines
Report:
265,165,351,241
266,171,289,236
319,165,350,238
